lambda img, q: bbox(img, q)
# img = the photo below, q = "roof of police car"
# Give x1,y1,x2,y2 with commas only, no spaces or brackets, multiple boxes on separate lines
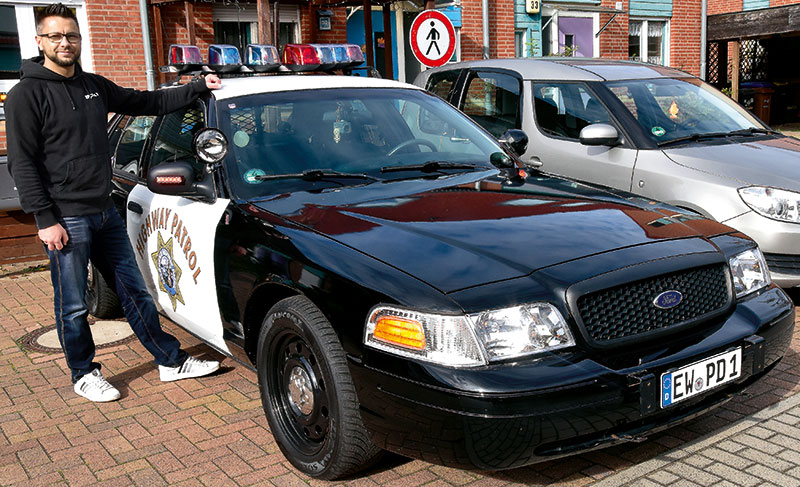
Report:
420,58,694,82
212,74,424,100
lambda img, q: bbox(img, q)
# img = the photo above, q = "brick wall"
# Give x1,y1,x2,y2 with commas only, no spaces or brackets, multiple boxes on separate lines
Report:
86,0,149,89
769,0,800,7
708,0,743,14
600,0,629,59
671,0,702,75
459,0,515,60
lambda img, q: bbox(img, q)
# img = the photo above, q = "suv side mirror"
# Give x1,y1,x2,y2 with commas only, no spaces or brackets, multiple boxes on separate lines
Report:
147,162,216,202
579,123,620,146
498,129,528,156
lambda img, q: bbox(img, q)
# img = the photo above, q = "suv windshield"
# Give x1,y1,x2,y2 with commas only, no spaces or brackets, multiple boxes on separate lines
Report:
604,77,766,145
217,88,502,199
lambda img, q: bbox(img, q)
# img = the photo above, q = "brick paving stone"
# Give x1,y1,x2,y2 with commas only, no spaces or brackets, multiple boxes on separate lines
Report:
705,462,761,487
740,448,794,472
664,463,721,486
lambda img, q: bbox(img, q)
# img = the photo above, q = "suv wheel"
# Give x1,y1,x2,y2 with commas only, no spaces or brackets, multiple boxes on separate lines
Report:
85,263,122,318
257,295,382,479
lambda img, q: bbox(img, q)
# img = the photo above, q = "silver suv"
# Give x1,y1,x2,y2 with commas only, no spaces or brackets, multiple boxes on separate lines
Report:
414,59,800,287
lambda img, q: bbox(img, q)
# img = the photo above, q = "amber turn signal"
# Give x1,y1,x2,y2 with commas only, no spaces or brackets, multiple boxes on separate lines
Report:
373,316,426,350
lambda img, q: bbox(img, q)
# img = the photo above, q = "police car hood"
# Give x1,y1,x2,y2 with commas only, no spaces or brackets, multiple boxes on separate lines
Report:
662,136,800,189
256,174,733,293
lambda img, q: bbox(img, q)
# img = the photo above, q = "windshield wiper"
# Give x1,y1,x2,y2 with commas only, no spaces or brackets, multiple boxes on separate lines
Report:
657,132,731,147
726,127,782,136
254,169,378,182
658,127,781,147
380,161,482,173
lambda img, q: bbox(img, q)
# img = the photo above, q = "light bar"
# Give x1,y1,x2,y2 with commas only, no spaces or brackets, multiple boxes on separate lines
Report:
282,43,365,72
244,44,281,72
168,44,203,73
155,175,185,185
208,44,242,73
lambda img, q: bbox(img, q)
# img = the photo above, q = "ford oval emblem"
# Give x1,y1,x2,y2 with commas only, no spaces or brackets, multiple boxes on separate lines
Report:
653,290,683,309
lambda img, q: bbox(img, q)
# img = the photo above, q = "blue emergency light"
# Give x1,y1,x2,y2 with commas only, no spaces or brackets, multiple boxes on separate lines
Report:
208,44,242,72
282,43,364,72
244,44,281,72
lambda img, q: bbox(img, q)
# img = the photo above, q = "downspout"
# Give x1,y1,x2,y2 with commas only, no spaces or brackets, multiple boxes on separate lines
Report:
700,0,707,80
482,0,489,58
138,0,156,90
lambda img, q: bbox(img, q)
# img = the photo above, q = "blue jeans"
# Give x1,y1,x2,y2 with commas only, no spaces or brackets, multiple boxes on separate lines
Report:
47,206,187,383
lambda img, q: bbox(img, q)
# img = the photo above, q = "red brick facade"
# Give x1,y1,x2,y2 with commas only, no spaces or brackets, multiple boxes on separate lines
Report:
460,0,516,60
600,0,629,59
670,0,702,75
708,0,743,15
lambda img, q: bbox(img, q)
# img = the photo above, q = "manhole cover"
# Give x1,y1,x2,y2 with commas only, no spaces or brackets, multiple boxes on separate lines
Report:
19,320,136,354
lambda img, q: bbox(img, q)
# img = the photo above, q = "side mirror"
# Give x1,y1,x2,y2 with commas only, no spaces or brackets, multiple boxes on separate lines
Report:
194,128,229,163
579,123,620,146
498,129,529,156
147,162,216,202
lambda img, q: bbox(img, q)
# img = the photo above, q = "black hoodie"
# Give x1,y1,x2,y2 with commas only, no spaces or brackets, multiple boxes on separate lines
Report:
6,57,209,229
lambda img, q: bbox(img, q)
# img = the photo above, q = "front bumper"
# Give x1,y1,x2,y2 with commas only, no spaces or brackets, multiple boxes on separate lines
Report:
351,286,794,470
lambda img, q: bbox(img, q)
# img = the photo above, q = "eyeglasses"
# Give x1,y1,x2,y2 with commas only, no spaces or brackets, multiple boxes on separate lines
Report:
37,32,82,44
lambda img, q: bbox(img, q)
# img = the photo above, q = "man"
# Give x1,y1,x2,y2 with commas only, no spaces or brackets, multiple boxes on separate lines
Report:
6,3,222,402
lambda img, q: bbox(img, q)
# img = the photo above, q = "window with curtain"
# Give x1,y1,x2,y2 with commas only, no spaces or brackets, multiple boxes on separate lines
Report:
629,19,667,65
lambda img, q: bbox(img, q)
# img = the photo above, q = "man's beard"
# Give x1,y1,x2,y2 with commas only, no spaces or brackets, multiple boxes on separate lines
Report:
45,48,78,67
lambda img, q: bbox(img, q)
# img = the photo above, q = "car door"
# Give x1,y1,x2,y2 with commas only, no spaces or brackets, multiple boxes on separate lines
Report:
124,101,231,353
455,69,523,138
522,81,638,192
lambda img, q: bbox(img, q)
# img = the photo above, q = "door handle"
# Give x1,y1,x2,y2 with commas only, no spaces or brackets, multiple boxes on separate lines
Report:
128,201,143,214
527,155,543,168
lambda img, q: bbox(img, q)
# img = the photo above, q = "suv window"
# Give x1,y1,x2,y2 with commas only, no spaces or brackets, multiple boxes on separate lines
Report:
533,83,611,140
149,103,205,173
425,70,460,103
112,115,156,176
461,71,521,137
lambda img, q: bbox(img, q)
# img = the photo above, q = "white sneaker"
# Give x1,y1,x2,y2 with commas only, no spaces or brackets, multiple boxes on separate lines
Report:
74,369,121,402
159,356,220,382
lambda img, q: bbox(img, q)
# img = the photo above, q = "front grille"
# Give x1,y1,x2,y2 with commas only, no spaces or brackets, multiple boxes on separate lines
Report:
576,264,730,344
764,253,800,276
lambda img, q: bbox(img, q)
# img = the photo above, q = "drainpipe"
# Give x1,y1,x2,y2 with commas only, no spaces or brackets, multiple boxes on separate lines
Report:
138,0,156,90
700,0,707,80
482,0,489,58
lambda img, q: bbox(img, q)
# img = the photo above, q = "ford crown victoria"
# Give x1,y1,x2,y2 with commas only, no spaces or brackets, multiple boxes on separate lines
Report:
93,45,794,479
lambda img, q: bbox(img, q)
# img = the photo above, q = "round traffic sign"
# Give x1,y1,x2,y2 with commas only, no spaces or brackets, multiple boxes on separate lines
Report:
409,10,456,68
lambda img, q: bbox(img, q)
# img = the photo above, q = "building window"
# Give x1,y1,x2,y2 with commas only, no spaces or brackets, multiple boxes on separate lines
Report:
629,19,668,65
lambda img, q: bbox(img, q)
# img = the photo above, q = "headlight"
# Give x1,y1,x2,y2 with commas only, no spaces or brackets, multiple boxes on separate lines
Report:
729,248,771,298
738,186,800,223
470,303,575,361
365,303,575,367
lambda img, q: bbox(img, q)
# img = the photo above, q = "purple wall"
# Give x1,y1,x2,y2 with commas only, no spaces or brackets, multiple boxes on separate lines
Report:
558,17,593,57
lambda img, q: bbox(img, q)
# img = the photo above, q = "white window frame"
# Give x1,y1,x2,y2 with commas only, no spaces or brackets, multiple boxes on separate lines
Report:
629,17,670,66
541,7,599,58
4,0,93,73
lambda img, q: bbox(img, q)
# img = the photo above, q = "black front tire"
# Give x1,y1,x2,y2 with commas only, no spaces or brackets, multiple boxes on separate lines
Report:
85,263,122,319
256,295,382,479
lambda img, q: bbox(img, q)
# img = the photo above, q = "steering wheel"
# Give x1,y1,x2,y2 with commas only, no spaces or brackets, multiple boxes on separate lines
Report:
386,138,438,157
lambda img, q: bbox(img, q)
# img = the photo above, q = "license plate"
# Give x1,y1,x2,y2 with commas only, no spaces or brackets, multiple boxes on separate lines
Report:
661,348,741,408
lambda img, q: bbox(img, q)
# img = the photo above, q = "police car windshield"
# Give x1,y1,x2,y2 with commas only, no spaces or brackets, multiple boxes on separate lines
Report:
217,87,502,198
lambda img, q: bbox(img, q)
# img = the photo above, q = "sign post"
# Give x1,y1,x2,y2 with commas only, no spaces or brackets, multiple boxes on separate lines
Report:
409,10,456,68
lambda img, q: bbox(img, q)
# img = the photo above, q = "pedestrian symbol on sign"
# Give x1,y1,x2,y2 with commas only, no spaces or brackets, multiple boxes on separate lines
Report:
409,10,456,68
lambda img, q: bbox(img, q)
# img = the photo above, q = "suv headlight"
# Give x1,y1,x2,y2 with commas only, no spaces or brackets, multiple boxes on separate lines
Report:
738,186,800,223
365,303,575,367
729,248,771,298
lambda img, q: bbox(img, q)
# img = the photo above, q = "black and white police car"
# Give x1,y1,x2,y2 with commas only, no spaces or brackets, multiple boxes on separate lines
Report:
95,42,794,479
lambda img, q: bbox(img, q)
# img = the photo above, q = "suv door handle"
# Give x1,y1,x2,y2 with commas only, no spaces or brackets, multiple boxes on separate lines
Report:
128,201,143,214
527,156,543,168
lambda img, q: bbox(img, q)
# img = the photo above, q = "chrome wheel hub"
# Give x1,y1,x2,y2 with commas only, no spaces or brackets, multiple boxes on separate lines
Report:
287,365,314,416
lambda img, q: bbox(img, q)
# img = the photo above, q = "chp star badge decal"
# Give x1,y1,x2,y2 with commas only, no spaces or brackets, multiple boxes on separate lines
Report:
151,232,185,311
